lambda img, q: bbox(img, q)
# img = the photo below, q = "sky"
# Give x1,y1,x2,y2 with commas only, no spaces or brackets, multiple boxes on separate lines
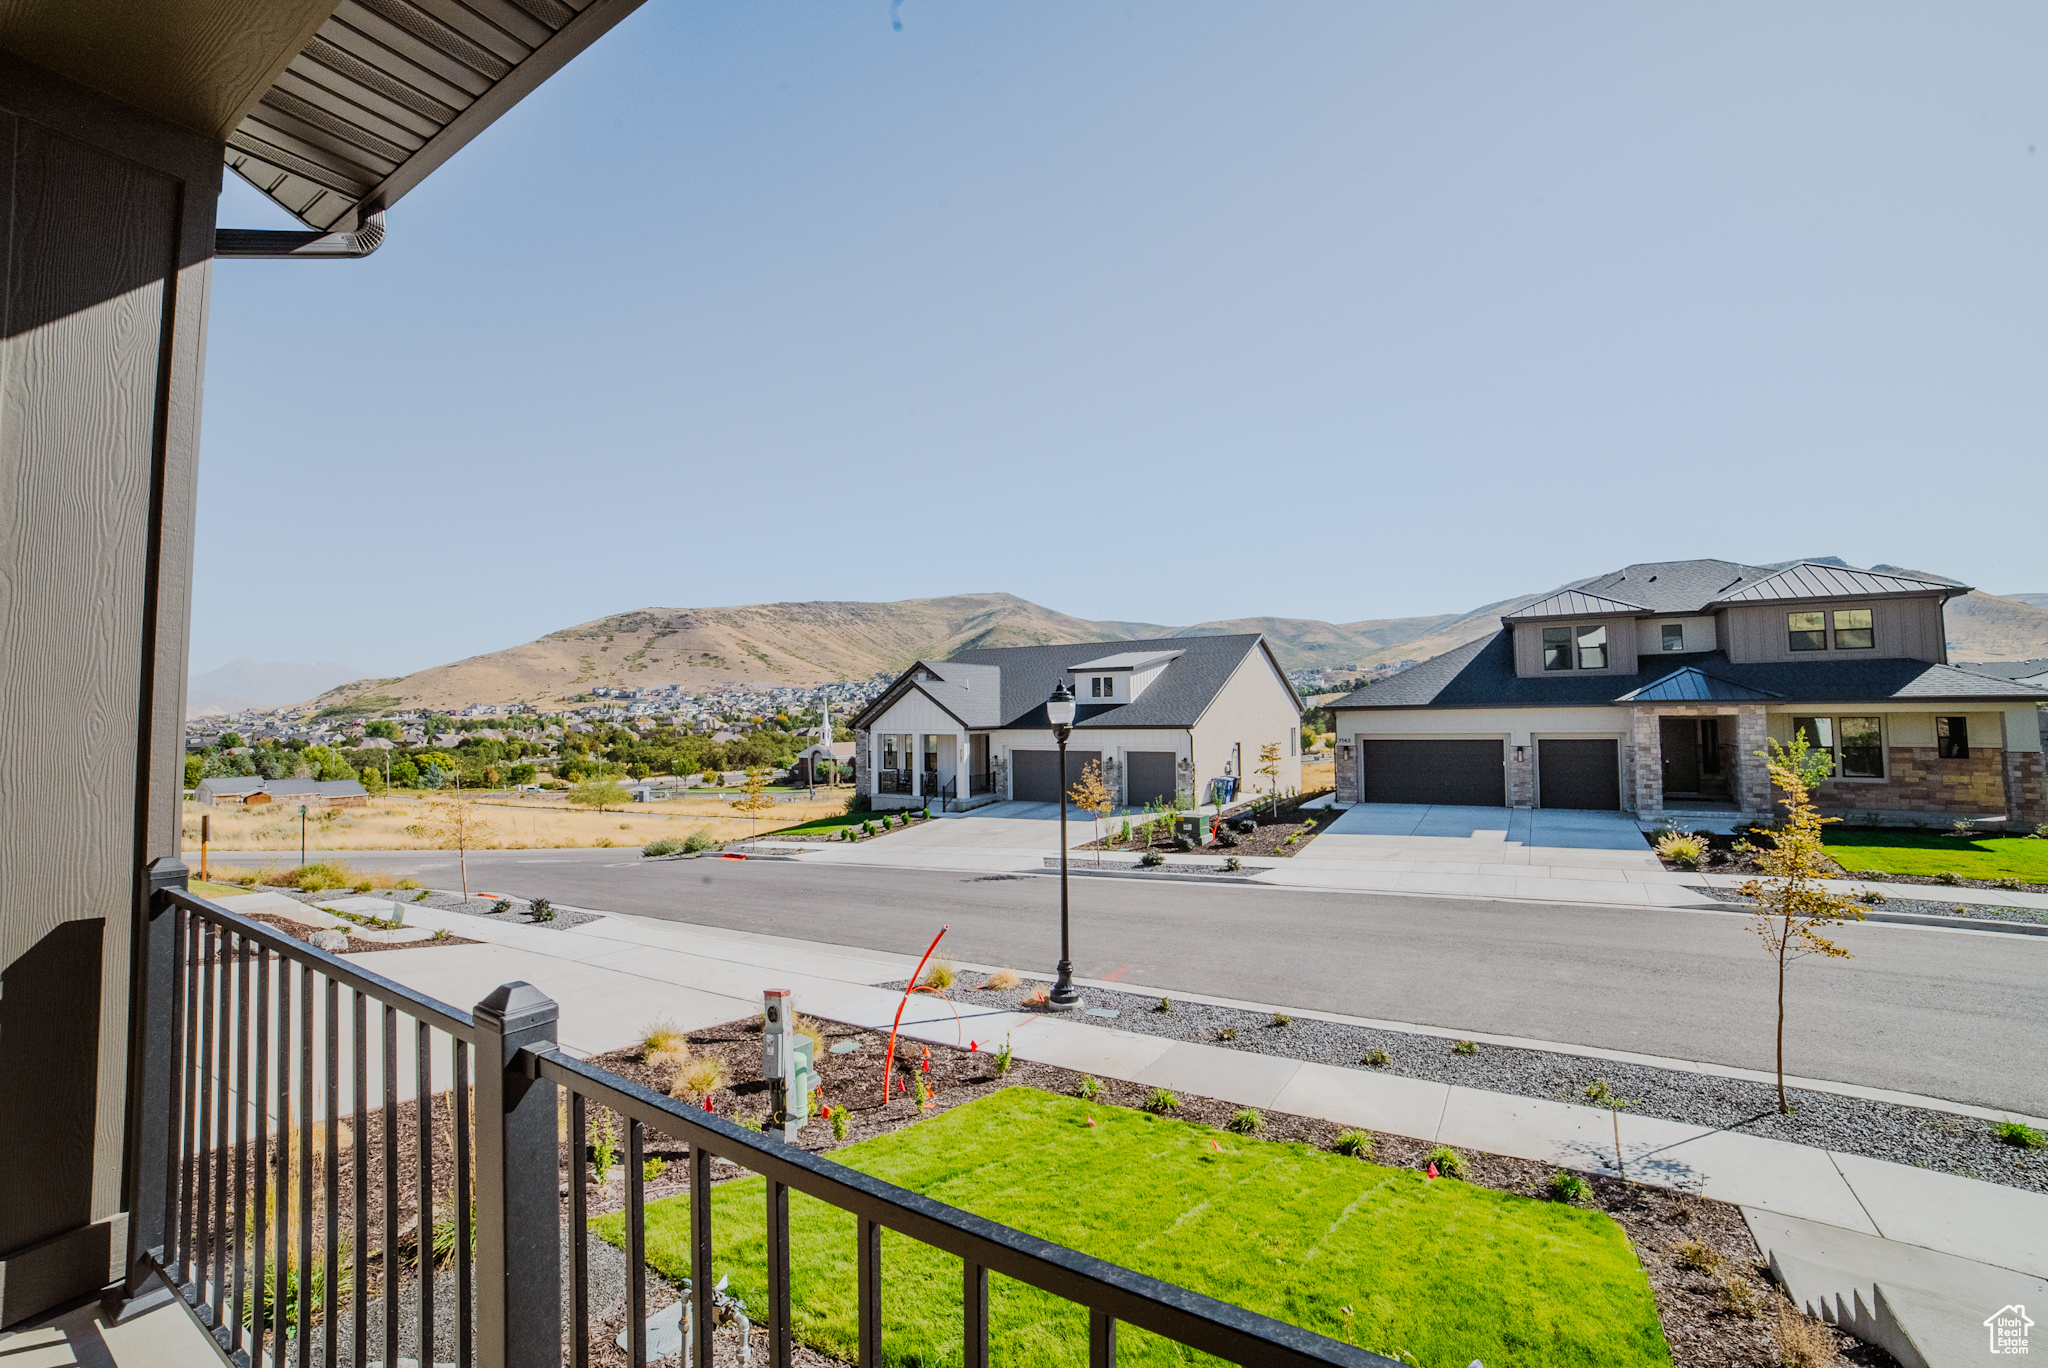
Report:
196,1,2048,678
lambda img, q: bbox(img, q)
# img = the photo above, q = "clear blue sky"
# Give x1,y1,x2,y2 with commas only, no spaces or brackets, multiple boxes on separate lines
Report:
197,1,2048,678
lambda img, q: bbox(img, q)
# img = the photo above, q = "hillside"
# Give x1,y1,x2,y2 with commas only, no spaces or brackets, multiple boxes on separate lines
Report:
299,566,2048,714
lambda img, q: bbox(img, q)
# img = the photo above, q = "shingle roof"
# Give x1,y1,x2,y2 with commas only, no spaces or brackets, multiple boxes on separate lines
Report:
1557,559,1779,615
1325,631,2048,710
1615,668,1781,703
194,778,369,799
1957,659,2048,682
852,635,1294,731
1713,562,1964,604
1505,590,1652,620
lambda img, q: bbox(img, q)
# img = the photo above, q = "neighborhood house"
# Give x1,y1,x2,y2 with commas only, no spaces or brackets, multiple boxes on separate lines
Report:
851,635,1302,811
192,778,370,809
1327,560,2048,825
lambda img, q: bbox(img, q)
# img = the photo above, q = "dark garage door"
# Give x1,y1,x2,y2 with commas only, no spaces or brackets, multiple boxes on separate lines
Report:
1011,749,1101,804
1539,739,1620,810
1358,739,1504,806
1125,751,1178,807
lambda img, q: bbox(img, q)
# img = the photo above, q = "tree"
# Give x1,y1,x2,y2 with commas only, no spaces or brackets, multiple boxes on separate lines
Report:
729,768,777,838
568,775,630,813
364,719,401,741
418,791,495,900
1737,735,1865,1114
301,745,355,781
700,767,722,789
360,765,387,796
219,731,244,749
183,753,203,788
1256,741,1283,813
1067,759,1117,865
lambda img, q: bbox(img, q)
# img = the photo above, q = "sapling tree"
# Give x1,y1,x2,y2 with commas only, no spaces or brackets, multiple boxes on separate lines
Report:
567,774,629,813
420,791,495,901
1067,758,1117,865
1738,735,1864,1113
729,768,777,837
1256,741,1283,814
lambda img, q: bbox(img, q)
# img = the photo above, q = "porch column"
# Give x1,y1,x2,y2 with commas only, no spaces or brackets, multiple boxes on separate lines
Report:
1734,706,1771,816
956,731,969,806
1629,708,1664,815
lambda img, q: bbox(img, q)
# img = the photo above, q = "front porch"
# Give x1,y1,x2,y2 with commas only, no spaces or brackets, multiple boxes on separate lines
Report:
1626,702,1774,823
868,730,996,811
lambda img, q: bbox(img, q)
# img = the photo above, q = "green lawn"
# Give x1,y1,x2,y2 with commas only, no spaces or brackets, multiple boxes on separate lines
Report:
769,810,917,835
1824,831,2048,881
596,1089,1669,1368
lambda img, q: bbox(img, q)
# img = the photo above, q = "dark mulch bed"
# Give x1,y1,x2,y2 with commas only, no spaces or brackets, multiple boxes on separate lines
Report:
246,910,477,955
577,1015,1892,1368
1079,793,1336,859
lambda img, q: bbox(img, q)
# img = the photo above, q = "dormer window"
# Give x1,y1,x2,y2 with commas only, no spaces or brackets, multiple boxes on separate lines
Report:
1542,627,1572,671
1833,609,1873,650
1788,612,1827,651
1661,623,1685,652
1541,624,1608,671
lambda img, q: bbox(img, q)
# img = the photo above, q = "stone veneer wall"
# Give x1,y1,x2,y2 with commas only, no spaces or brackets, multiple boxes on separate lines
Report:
853,727,869,795
1812,747,2006,817
1334,743,1356,804
1507,744,1535,807
2002,748,2045,827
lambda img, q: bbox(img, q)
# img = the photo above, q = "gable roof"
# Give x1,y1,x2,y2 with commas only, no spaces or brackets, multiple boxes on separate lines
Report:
852,635,1296,732
1324,630,2048,711
1711,562,1963,604
1956,659,2048,682
1068,649,1184,671
1616,667,1780,703
1504,589,1651,620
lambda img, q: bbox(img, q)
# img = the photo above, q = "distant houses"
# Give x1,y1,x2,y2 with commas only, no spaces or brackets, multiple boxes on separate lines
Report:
193,778,369,808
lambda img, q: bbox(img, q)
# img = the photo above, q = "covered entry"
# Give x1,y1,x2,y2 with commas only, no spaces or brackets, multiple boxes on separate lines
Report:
1124,751,1178,806
1538,738,1621,810
1357,739,1504,806
1012,749,1100,804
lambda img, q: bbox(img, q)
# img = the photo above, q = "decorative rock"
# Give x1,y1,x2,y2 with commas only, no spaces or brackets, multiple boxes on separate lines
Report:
310,929,350,952
828,1040,863,1054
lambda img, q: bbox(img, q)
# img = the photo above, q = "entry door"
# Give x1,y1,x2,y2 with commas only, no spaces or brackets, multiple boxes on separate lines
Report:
1659,718,1700,795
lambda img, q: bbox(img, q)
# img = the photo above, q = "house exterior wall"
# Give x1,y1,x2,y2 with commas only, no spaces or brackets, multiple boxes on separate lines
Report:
1188,645,1303,805
859,691,971,809
1762,705,2040,819
1331,705,1631,807
1717,597,1947,664
1633,615,1718,657
1511,618,1639,679
988,728,1191,805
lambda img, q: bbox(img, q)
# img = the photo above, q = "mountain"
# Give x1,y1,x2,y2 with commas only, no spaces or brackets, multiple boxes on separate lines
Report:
297,563,2048,714
2001,593,2048,609
189,659,369,716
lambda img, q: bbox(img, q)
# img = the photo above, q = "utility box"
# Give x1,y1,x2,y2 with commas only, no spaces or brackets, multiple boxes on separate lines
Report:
1173,815,1212,848
761,989,819,1140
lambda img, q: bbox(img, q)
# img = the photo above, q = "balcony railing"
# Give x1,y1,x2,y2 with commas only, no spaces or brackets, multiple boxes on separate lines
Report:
135,884,1384,1368
968,770,993,796
876,768,913,794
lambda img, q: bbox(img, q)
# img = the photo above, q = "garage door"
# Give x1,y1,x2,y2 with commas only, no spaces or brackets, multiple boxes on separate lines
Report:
1125,751,1178,807
1011,750,1101,804
1358,739,1504,806
1538,739,1620,810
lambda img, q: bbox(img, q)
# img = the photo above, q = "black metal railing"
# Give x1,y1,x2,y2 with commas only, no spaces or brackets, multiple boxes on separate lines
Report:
919,770,942,799
968,771,993,796
134,883,1384,1368
876,768,913,795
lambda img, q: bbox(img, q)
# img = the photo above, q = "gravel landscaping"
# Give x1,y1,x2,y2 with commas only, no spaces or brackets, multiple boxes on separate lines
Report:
276,886,602,932
1688,883,2048,927
918,977,2048,1194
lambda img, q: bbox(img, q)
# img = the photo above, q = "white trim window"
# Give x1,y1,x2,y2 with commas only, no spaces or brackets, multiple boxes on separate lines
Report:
1789,715,1885,779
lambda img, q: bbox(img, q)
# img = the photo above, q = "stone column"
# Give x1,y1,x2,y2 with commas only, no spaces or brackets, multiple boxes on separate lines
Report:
1734,706,1771,816
1507,739,1535,808
1628,709,1663,815
1334,742,1356,804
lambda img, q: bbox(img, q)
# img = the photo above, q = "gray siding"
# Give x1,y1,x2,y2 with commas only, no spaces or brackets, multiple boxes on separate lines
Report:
1717,597,1947,665
1511,618,1639,679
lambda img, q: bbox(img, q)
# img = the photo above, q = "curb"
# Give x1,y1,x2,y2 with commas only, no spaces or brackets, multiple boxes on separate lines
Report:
1683,890,2048,938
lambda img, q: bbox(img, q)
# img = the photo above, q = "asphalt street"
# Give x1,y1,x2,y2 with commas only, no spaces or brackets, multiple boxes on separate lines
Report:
204,846,2048,1114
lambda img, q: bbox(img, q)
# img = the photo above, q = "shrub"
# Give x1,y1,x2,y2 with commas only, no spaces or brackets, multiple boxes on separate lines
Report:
529,899,555,923
1223,856,1242,872
587,1113,619,1182
1950,819,1976,838
1652,831,1708,868
642,1157,667,1182
993,1036,1014,1076
593,837,613,848
1676,1239,1723,1273
1855,888,1887,905
1362,1049,1391,1067
1075,1075,1103,1100
862,821,875,837
792,1013,828,1057
1142,1088,1181,1114
1271,1013,1292,1028
832,1107,848,1140
1992,1118,2047,1149
1936,871,1963,886
1996,876,2024,891
492,899,511,914
432,928,452,943
681,828,718,853
1545,1169,1592,1203
983,967,1020,990
1226,1108,1265,1135
669,1056,728,1103
1771,1303,1835,1361
1424,1145,1467,1178
1215,1027,1237,1041
921,960,956,990
642,838,682,857
1154,996,1172,1013
1332,1129,1374,1158
1452,1039,1478,1056
414,890,431,902
1139,850,1165,867
395,877,421,890
643,1019,691,1069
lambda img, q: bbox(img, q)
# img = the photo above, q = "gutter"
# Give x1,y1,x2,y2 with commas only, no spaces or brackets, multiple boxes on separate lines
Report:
215,209,385,260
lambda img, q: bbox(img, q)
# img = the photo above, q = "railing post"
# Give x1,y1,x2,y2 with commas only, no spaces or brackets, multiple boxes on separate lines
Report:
474,982,561,1368
123,856,187,1293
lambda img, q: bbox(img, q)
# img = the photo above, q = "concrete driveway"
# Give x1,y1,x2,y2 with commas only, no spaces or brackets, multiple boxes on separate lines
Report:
798,801,1106,872
1318,803,1652,851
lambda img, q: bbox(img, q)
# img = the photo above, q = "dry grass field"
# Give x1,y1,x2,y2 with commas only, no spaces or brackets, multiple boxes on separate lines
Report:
181,789,852,852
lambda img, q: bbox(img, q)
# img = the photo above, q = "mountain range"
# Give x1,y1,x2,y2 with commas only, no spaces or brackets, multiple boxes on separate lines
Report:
297,559,2048,715
189,659,370,716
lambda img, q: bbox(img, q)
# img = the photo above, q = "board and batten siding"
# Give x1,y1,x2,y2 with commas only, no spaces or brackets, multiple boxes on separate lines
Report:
0,57,220,1321
1633,616,1717,656
1511,618,1640,679
1717,598,1947,664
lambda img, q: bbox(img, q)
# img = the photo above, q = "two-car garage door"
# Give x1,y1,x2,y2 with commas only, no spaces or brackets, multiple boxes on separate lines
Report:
1011,750,1101,804
1356,737,1621,809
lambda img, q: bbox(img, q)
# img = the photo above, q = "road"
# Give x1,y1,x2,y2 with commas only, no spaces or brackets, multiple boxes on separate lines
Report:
203,847,2048,1114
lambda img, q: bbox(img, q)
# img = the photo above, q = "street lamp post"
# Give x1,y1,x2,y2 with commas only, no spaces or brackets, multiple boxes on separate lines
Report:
1046,683,1082,1010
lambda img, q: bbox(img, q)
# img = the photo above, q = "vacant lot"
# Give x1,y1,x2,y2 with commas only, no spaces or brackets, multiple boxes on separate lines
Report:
182,790,848,850
608,1088,1669,1368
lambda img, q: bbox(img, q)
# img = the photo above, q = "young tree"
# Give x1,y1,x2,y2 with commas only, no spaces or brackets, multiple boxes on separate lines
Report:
1256,741,1283,814
729,768,777,837
1738,735,1864,1113
1067,759,1117,865
420,792,495,901
568,775,630,812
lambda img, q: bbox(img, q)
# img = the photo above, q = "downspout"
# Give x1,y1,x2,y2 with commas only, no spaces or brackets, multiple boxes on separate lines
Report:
215,208,386,259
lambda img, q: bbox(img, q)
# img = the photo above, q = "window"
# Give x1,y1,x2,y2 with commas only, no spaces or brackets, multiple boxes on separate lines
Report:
922,734,942,771
1839,717,1883,778
1789,716,1835,774
1937,716,1969,760
1661,623,1686,652
1833,608,1873,650
882,735,901,770
1576,624,1608,670
1699,717,1721,774
1090,676,1102,698
1788,612,1827,652
1542,626,1573,671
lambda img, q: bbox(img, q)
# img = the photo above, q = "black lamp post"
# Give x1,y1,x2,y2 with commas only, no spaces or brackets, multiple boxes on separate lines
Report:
1046,682,1082,1010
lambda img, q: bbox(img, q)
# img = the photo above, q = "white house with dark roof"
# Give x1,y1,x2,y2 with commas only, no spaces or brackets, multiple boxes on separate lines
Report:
1327,560,2048,825
849,635,1302,811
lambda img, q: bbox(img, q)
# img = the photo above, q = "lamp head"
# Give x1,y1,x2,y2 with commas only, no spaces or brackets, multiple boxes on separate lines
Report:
1046,682,1076,736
